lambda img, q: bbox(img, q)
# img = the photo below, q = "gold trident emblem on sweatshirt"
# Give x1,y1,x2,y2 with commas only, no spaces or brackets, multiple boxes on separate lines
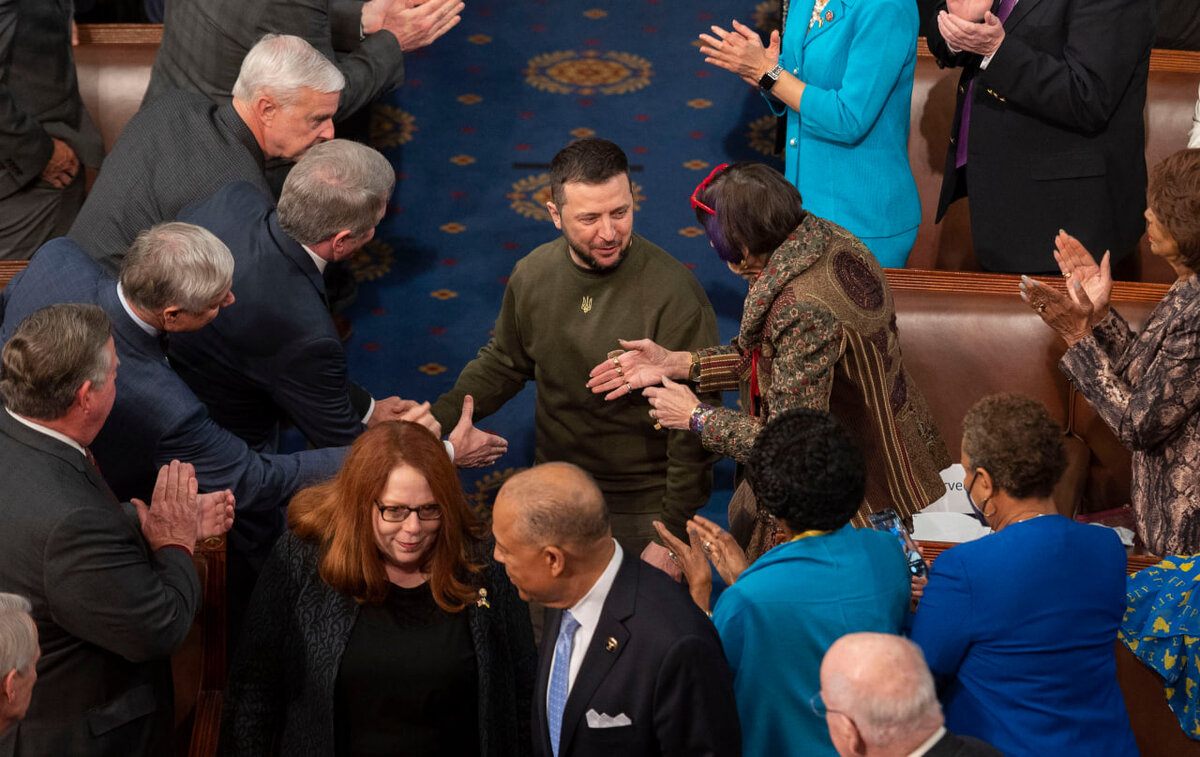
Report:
581,296,593,313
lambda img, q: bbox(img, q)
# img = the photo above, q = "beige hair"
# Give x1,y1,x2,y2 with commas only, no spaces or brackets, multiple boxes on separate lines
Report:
0,304,111,420
231,34,345,108
278,139,395,245
119,222,233,313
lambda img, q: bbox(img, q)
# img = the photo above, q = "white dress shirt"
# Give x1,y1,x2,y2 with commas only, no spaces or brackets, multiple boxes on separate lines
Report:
548,539,624,708
908,727,948,757
6,408,87,458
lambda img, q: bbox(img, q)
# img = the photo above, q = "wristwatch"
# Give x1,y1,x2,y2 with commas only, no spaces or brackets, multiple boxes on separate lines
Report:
758,64,784,92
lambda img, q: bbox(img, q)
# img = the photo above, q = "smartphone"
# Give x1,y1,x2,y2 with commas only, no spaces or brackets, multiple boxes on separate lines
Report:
868,508,928,579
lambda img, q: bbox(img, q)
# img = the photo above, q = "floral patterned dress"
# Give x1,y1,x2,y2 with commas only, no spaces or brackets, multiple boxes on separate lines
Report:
1061,275,1200,555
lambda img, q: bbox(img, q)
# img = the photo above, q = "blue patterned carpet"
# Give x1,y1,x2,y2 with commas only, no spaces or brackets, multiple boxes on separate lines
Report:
328,0,785,522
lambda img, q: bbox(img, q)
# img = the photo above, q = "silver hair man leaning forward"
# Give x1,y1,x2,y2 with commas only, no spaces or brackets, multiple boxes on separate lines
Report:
0,593,38,738
70,34,345,271
818,633,1002,757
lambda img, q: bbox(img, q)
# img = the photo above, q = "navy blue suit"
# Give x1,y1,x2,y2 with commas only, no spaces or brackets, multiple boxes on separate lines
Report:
911,515,1136,757
533,549,741,757
0,239,346,557
168,182,371,452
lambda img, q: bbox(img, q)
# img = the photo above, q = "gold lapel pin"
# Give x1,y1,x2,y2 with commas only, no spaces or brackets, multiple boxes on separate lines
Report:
605,637,618,652
476,588,490,609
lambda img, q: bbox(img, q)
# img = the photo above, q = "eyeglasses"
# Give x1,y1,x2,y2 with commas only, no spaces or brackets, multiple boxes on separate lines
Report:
375,501,443,522
689,163,730,216
809,691,847,719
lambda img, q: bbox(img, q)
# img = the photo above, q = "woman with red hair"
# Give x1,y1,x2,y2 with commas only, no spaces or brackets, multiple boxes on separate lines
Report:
220,421,535,756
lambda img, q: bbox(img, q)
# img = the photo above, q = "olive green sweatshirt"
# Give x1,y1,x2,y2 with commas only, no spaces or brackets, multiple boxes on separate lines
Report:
431,233,720,538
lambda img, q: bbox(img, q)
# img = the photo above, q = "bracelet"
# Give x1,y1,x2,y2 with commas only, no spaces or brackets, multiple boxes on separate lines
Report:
689,403,715,434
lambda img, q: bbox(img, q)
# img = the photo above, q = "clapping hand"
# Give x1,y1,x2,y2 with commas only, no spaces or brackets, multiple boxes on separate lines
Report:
946,0,991,22
937,8,1005,57
653,521,713,610
687,515,749,586
197,489,235,540
698,20,780,87
1020,275,1095,347
1053,229,1111,328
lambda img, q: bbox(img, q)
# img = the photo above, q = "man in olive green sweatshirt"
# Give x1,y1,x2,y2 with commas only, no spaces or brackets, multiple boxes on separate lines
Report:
431,138,719,576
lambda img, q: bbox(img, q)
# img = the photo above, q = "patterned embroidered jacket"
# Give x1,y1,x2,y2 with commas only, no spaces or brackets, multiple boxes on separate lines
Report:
1061,276,1200,555
695,213,949,526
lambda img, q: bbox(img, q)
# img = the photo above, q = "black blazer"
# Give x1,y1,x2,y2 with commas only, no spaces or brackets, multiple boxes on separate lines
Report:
927,730,1005,757
928,0,1157,272
0,411,200,756
169,182,372,452
533,550,741,757
220,531,537,756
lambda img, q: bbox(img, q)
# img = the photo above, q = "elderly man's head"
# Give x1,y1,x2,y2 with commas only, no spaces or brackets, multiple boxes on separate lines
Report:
819,633,943,757
120,222,235,332
232,34,344,162
0,304,116,443
278,139,395,259
491,462,612,607
0,593,38,736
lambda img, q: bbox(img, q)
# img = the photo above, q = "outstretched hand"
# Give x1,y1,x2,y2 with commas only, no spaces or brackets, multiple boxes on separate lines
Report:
587,338,679,400
448,395,509,468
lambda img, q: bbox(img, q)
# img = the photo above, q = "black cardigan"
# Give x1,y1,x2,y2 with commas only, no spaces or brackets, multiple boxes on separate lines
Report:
219,531,536,756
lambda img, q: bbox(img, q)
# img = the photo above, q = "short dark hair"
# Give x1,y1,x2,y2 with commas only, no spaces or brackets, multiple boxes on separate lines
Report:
1147,148,1200,273
961,394,1066,499
746,408,866,532
693,162,806,264
0,303,112,420
549,138,629,208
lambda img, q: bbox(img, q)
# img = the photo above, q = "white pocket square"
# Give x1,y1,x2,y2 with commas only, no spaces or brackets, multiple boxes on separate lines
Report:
585,709,632,728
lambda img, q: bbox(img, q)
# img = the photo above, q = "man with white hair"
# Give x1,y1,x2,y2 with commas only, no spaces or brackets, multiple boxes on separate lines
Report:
0,593,37,739
70,34,344,272
818,633,1002,757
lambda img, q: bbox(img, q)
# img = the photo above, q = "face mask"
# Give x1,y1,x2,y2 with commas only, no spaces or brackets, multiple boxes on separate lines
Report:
964,470,991,528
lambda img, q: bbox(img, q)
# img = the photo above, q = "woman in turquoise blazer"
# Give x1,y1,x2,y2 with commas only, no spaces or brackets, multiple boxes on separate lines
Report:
700,0,921,267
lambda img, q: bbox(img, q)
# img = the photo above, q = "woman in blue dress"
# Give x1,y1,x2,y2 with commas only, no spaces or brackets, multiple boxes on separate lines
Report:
699,0,921,267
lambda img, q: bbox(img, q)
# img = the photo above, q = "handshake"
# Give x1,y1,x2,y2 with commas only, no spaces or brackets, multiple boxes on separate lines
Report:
368,394,508,468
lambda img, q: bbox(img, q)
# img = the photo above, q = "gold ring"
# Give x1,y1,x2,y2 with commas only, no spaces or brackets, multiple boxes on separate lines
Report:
653,422,662,430
612,357,621,368
1063,271,1072,279
625,381,632,393
1036,303,1046,313
704,540,713,552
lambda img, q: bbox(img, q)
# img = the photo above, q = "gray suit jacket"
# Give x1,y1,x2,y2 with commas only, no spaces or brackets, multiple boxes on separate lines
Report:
0,0,103,200
67,90,271,272
0,410,200,756
143,0,405,121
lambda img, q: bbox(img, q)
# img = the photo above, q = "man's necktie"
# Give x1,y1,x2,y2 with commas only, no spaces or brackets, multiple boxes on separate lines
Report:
955,0,1020,168
548,610,580,757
